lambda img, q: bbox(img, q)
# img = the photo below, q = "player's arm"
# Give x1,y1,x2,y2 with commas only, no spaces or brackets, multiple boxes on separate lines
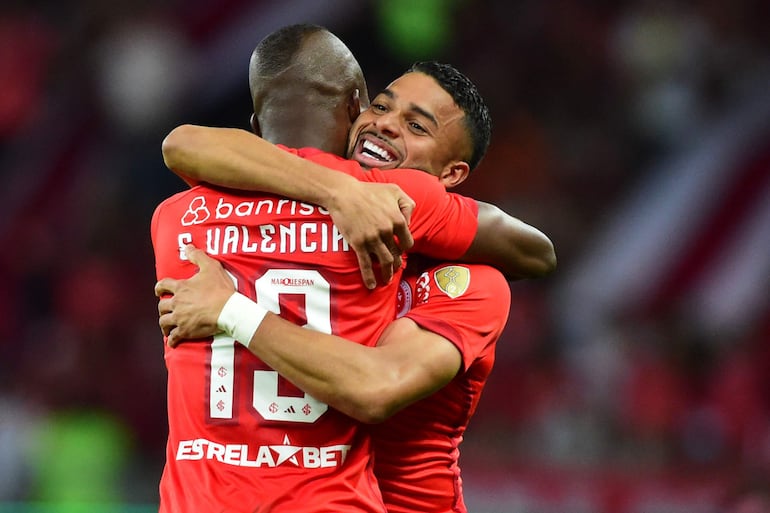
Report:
242,312,459,423
163,124,414,289
163,124,366,201
462,200,556,280
155,245,461,423
163,125,556,282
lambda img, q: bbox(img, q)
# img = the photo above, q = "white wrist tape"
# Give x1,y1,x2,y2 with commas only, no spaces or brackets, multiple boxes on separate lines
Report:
217,292,269,347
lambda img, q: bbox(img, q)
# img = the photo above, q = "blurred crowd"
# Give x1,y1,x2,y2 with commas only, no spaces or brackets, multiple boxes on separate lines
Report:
1,0,769,511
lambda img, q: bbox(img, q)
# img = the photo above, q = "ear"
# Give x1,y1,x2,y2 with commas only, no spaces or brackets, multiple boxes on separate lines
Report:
250,113,261,136
438,161,470,189
347,89,362,123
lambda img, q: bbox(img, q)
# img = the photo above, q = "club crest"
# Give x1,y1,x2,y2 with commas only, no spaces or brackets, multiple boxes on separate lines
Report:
433,265,470,299
395,279,412,318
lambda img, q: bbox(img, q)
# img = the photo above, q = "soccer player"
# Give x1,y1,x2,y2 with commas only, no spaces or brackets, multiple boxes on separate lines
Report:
151,25,552,513
156,28,554,513
161,247,508,513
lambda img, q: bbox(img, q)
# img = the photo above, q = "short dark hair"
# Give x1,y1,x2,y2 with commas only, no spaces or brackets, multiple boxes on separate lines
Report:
252,23,326,78
408,61,491,171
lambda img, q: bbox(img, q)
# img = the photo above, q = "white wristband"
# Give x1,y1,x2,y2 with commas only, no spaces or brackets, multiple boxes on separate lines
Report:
217,292,269,347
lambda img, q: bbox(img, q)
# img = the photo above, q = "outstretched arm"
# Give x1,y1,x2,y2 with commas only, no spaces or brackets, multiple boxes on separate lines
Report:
163,124,358,199
156,245,461,423
163,124,414,289
163,124,556,283
462,201,556,280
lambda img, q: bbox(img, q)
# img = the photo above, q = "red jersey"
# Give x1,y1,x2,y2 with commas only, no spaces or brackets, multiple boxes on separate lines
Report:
150,147,479,513
373,263,510,513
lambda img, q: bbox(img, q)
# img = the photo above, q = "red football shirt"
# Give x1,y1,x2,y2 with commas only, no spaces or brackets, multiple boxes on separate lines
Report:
151,148,479,513
373,263,511,513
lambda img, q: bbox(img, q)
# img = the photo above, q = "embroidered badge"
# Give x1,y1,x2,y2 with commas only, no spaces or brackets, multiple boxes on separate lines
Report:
433,265,470,299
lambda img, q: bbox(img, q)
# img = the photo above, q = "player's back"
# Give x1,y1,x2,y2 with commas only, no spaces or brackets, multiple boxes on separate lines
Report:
152,184,395,513
151,148,480,513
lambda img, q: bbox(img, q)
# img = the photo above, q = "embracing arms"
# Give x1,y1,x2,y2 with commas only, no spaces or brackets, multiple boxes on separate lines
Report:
162,124,556,281
463,201,556,279
163,125,414,289
156,246,460,423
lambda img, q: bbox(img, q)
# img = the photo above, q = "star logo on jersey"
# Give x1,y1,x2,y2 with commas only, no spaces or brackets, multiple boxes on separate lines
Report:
433,265,470,299
269,434,301,466
181,196,210,226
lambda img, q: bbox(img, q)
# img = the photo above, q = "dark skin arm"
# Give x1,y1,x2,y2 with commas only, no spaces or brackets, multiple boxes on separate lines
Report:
463,201,556,279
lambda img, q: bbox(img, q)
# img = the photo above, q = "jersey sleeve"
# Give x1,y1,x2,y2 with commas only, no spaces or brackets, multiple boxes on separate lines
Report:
294,150,480,260
405,264,510,371
371,169,479,259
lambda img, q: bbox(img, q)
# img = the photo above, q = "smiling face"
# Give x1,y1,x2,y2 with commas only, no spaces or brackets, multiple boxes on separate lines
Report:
346,71,472,182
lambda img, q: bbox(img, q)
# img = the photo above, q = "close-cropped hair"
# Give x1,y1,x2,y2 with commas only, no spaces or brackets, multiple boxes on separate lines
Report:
252,23,327,78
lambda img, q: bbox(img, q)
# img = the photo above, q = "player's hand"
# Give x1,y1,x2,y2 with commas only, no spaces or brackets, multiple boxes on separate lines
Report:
155,245,236,347
326,181,415,289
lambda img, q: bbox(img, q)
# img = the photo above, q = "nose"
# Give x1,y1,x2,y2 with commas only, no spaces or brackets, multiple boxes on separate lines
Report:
373,110,400,138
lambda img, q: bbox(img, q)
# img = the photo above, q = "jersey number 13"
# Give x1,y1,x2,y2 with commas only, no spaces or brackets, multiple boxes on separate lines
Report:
208,269,330,424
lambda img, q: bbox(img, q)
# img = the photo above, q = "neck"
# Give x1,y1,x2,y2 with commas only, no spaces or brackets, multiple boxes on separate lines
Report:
261,126,340,155
259,103,348,156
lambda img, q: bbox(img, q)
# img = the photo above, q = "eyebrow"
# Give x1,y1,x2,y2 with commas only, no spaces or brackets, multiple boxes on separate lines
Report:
380,88,438,128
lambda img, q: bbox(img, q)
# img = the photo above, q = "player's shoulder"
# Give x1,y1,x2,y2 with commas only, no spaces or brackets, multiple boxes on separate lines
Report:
153,188,190,215
398,262,509,319
368,168,459,210
372,167,441,186
428,263,508,301
154,185,210,213
296,147,367,176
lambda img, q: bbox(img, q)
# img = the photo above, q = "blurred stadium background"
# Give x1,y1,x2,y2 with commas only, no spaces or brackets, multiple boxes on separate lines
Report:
1,0,769,512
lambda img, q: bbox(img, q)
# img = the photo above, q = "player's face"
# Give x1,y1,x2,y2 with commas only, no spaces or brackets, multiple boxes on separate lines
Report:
346,72,471,177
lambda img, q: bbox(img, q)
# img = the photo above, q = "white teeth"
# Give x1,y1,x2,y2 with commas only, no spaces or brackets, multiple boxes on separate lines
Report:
362,140,392,161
